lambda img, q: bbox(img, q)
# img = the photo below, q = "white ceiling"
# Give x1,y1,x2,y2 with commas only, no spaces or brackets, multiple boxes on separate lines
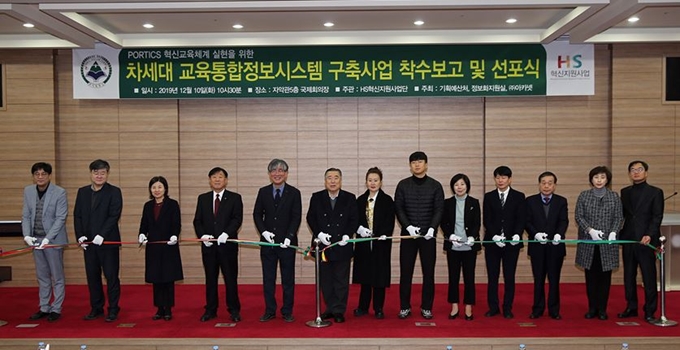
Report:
0,0,679,49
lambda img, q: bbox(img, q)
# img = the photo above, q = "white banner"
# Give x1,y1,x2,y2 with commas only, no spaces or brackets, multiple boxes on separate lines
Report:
544,41,595,96
72,43,120,99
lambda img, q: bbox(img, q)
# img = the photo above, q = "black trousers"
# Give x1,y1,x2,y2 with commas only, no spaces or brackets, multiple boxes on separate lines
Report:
153,282,175,308
585,246,612,314
320,259,351,314
622,243,658,316
84,247,120,315
484,245,520,313
356,284,386,312
201,247,240,315
261,246,296,315
399,238,436,310
530,250,564,316
446,249,477,305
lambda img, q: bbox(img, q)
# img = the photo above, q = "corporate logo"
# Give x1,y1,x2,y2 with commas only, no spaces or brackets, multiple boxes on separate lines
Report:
80,54,112,88
550,51,589,80
557,54,583,69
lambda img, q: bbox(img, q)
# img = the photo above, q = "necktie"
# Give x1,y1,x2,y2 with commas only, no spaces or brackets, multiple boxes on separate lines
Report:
543,196,550,205
274,188,281,205
500,192,505,207
214,194,220,217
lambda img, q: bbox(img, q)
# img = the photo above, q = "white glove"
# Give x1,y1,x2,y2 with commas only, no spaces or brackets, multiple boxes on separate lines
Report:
357,225,372,238
338,234,350,246
608,231,617,243
36,238,49,250
280,238,291,248
552,233,562,245
449,234,463,248
492,234,506,248
466,236,475,246
24,236,38,246
217,232,229,245
406,225,420,237
318,232,331,246
138,234,148,246
92,235,104,246
510,234,521,246
262,231,275,244
588,228,604,241
378,235,387,241
78,236,89,250
200,234,214,247
424,228,435,240
167,235,178,245
535,232,548,244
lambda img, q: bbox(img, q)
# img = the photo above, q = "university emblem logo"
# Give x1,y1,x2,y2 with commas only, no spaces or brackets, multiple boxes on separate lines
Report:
80,55,112,88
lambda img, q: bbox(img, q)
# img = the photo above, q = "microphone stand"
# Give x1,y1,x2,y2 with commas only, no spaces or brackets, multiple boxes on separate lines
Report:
306,238,331,328
652,236,677,327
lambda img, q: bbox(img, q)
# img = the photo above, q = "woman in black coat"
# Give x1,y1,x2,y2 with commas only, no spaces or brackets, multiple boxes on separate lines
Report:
440,173,481,321
352,167,395,319
138,176,183,321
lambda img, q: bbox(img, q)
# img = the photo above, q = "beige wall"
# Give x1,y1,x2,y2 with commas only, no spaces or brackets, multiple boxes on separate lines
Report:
0,43,678,287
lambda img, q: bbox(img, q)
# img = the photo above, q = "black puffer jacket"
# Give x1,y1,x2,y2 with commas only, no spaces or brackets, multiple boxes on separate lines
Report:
394,175,445,233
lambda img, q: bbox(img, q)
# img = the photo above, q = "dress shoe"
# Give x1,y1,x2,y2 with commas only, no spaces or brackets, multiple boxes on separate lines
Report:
503,311,514,319
465,313,474,321
200,312,217,322
448,312,459,320
105,313,118,322
83,309,104,321
230,313,241,322
645,314,656,322
584,309,596,319
333,313,345,323
163,311,172,321
529,313,540,319
484,310,499,317
598,312,608,320
283,314,295,323
152,308,163,321
550,314,562,320
29,311,49,320
375,311,384,319
617,308,638,318
353,308,368,317
320,312,334,320
47,312,61,322
421,309,433,319
259,313,275,322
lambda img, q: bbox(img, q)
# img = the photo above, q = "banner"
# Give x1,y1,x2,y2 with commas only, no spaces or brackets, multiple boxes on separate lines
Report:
72,42,594,99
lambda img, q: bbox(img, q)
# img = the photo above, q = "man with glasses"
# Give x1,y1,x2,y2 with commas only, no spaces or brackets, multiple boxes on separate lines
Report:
22,162,68,322
618,160,664,323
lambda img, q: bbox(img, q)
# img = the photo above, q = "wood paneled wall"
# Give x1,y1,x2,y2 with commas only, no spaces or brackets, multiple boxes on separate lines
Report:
0,43,677,288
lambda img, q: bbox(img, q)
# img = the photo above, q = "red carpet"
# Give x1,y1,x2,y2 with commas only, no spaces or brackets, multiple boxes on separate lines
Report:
1,283,679,339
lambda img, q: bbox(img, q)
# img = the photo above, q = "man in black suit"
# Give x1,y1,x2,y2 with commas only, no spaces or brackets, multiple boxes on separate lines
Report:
74,159,123,322
618,160,664,322
253,159,302,323
525,171,569,320
306,168,358,323
193,167,243,322
483,165,526,319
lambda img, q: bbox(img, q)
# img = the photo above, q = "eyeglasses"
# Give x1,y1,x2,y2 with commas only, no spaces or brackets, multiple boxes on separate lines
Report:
630,167,645,174
33,172,49,178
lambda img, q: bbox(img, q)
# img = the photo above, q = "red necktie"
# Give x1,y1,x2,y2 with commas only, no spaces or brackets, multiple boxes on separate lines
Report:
214,194,220,217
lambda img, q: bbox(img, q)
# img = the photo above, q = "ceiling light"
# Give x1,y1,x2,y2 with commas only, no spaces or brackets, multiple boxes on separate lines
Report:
414,20,424,26
142,23,154,29
233,24,244,29
628,16,640,23
324,22,334,28
23,23,34,28
506,18,517,24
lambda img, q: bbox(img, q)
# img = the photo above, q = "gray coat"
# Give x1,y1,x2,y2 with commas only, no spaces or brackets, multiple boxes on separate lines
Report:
22,183,69,245
574,188,623,271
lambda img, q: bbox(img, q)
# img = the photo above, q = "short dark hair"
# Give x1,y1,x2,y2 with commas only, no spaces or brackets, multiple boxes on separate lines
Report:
628,160,649,172
89,159,110,172
148,176,169,199
268,159,289,172
409,151,428,163
493,165,512,177
31,162,52,175
365,167,383,181
588,165,612,188
538,171,557,183
450,173,471,194
208,167,228,178
325,167,342,177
